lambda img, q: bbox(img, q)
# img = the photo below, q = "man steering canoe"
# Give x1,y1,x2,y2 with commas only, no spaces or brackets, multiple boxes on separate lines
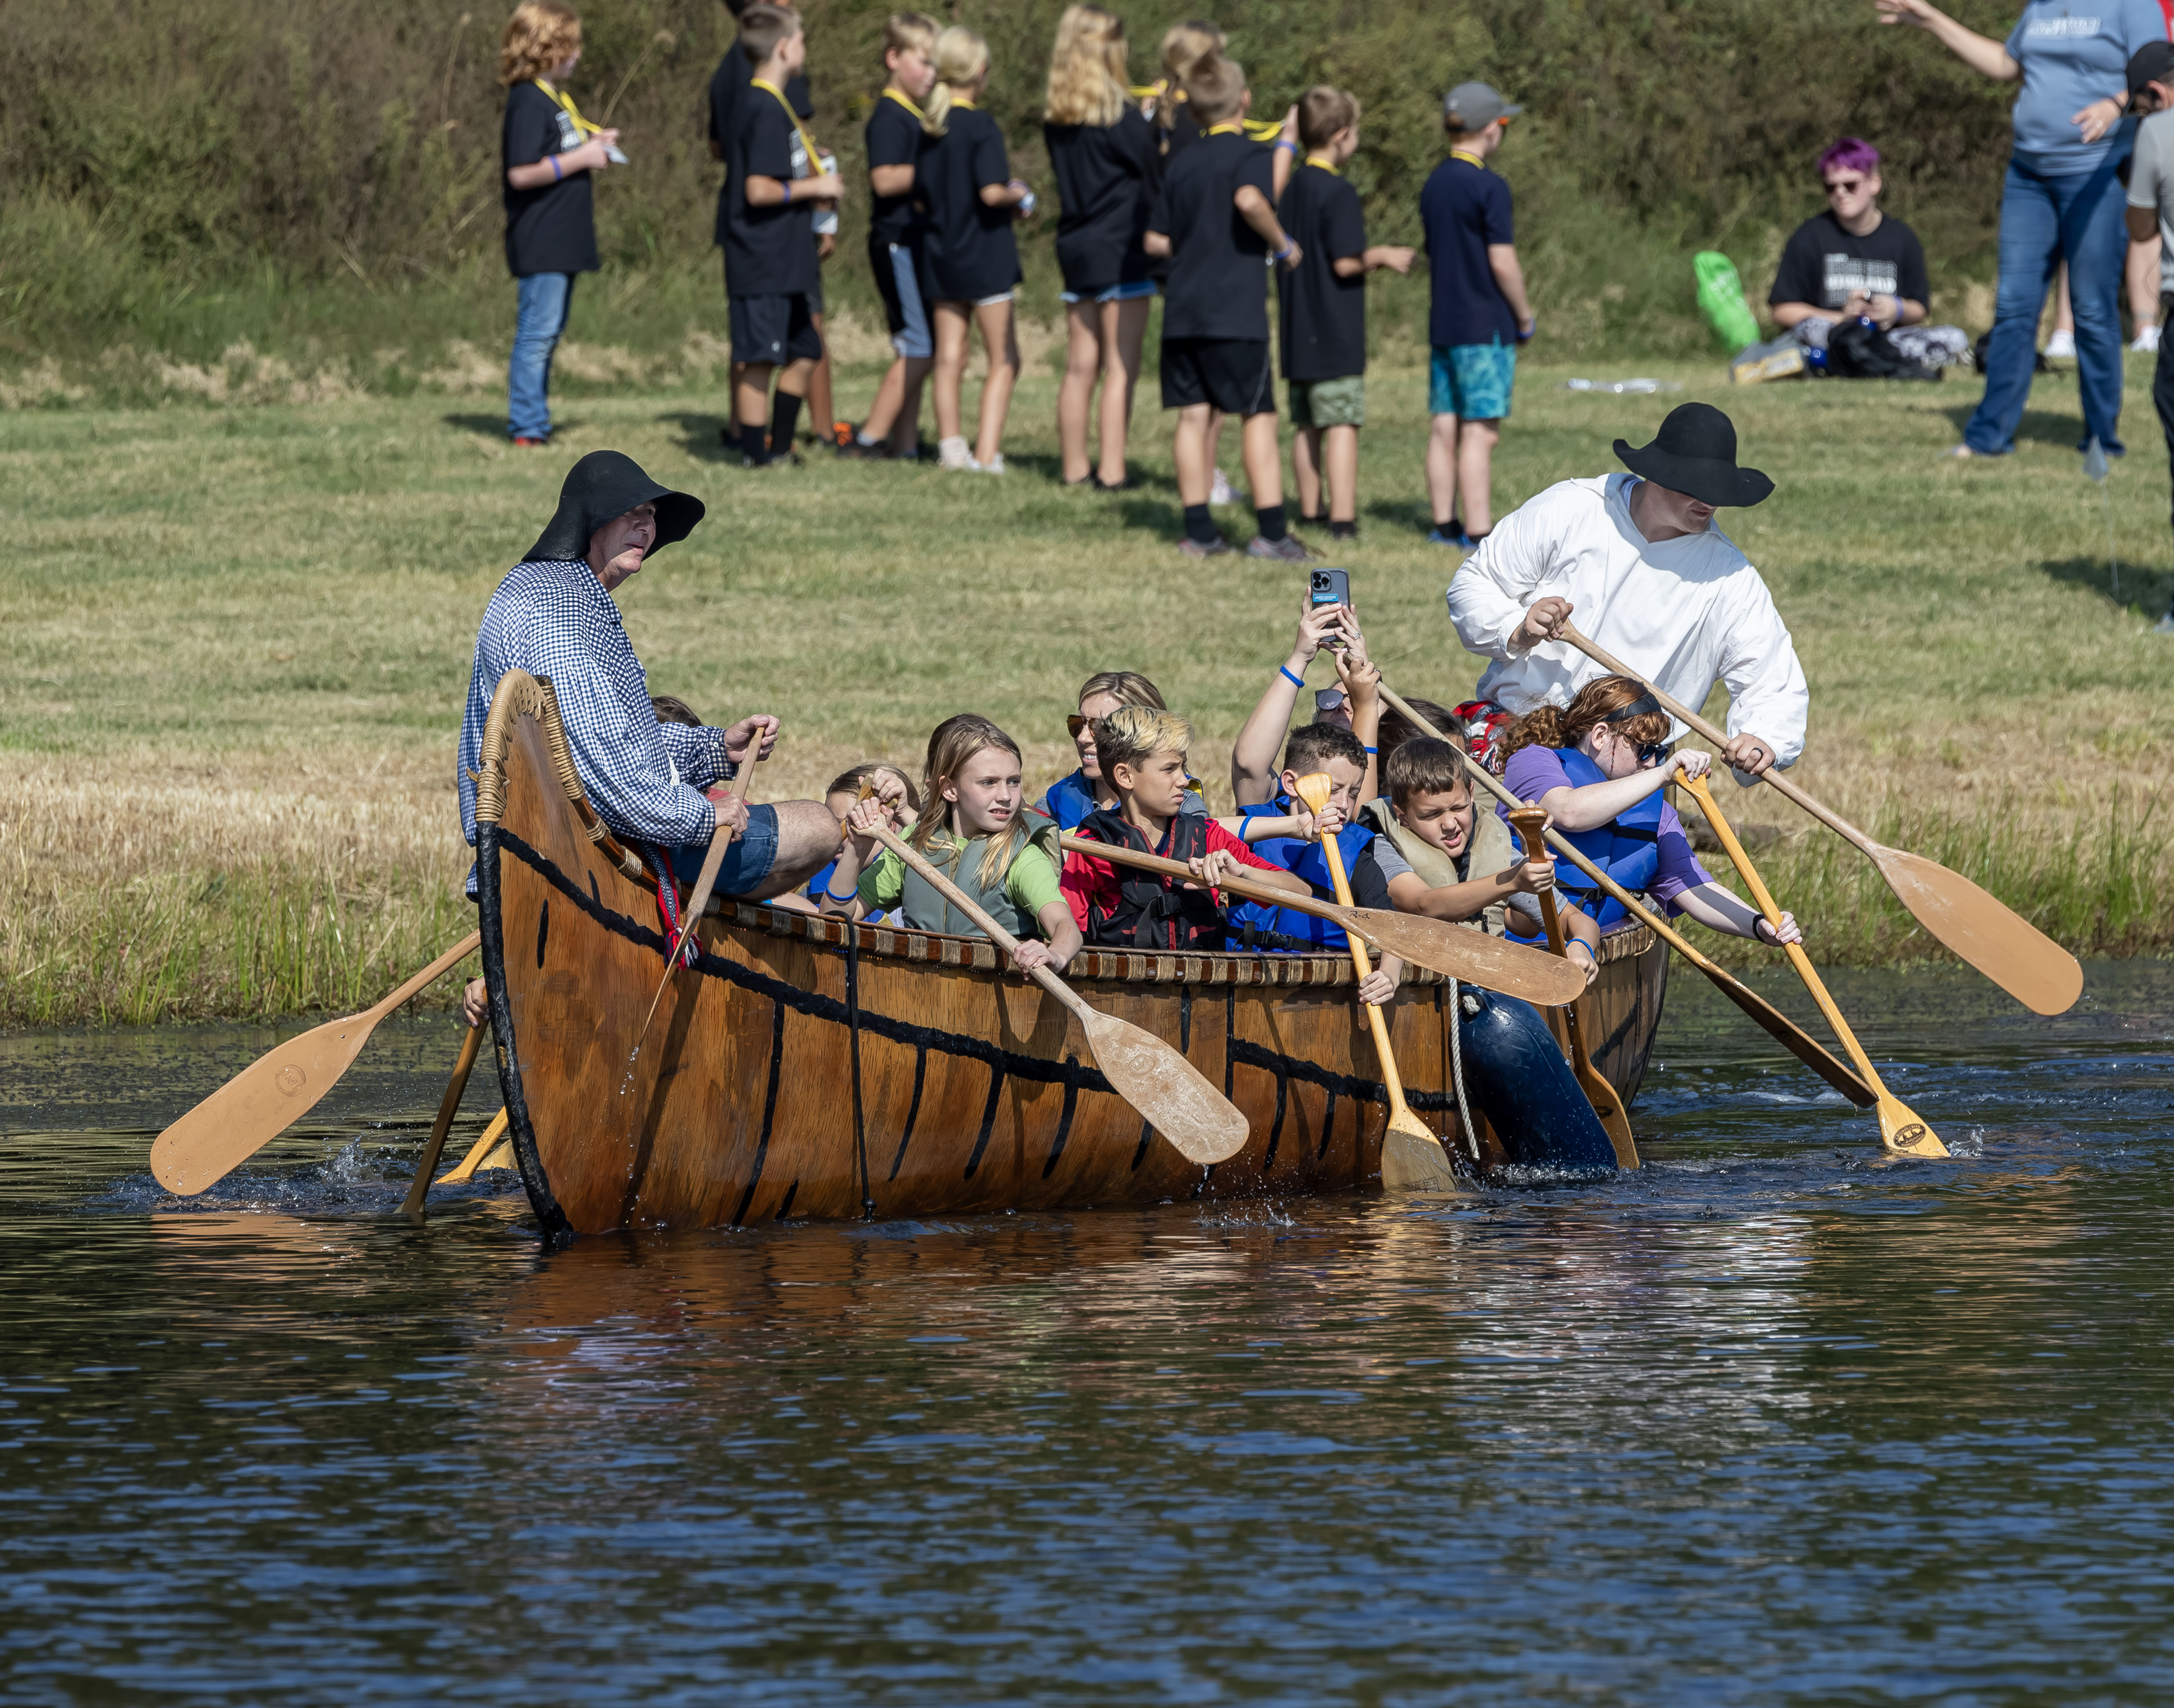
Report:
1445,402,1807,784
456,449,838,950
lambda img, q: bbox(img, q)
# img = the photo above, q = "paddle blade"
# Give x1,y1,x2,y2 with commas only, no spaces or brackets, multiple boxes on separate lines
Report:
1080,1009,1250,1165
150,1011,383,1195
1872,844,2083,1016
1348,909,1586,1007
1879,1094,1950,1159
1381,1116,1467,1194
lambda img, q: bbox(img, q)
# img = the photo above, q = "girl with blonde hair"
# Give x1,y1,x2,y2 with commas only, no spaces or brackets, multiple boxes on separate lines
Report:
1499,675,1802,952
823,715,1080,974
498,0,620,446
917,27,1035,472
1043,6,1160,489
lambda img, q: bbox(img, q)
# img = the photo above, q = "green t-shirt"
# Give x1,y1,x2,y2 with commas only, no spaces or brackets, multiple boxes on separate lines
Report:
858,840,1063,925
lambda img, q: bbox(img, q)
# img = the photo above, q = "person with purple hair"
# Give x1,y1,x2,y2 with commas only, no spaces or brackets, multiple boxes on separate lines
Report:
1875,0,2172,459
1767,136,1970,370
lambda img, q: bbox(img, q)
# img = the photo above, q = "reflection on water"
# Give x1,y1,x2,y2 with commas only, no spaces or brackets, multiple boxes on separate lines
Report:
3,967,2173,1703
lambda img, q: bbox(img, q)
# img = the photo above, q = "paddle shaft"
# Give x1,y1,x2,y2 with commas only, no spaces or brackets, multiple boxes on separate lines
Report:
1556,622,1872,847
1509,807,1636,1163
401,1022,484,1215
379,930,485,1022
866,823,1095,1028
634,749,768,1047
1681,775,1892,1099
1371,682,1875,1106
1056,834,1354,934
1292,782,1420,1124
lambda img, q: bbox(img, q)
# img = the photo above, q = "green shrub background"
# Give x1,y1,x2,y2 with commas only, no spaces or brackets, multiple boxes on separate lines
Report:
4,0,2022,390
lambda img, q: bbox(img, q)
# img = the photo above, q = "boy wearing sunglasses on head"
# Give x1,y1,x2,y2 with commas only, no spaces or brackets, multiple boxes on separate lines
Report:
1495,674,1803,951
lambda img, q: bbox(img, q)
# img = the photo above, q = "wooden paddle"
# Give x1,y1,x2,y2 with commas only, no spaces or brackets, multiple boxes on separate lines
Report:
438,1106,512,1185
150,929,483,1196
1680,774,1949,1158
1372,682,1876,1107
400,1022,484,1215
630,747,768,1056
1555,621,2082,1017
862,819,1249,1165
1055,834,1583,1008
1508,807,1640,1168
1287,773,1467,1195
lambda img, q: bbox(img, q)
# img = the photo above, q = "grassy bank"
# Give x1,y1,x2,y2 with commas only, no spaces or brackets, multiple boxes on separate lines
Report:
3,357,2170,1025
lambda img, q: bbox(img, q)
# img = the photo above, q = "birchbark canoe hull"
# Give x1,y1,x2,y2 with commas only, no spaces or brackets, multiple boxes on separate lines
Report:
472,674,1668,1237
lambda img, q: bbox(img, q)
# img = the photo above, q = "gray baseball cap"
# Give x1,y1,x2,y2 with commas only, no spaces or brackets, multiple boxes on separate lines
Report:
1443,82,1521,128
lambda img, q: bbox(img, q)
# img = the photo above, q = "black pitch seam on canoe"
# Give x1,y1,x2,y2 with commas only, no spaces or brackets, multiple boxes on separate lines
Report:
889,1047,927,1183
730,999,787,1226
962,1063,1007,1179
846,931,873,1216
1040,1064,1082,1180
476,826,571,1245
1591,992,1644,1066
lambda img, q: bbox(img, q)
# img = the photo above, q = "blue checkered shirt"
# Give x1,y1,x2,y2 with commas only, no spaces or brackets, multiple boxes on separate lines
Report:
458,559,730,888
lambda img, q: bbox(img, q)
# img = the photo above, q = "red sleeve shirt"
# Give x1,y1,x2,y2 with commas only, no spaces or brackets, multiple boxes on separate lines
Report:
1059,818,1281,934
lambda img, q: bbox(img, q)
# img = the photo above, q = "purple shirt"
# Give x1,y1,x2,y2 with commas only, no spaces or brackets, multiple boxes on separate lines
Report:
1499,744,1714,911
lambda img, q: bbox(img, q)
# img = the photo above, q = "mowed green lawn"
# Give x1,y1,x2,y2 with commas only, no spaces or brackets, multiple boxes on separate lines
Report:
2,356,2169,1022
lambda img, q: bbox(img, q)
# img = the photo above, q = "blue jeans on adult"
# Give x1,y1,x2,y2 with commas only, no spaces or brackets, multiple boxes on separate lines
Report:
1966,153,2130,456
508,272,576,441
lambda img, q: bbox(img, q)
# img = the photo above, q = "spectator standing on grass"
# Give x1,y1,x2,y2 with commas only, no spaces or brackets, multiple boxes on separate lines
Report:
1420,82,1536,552
499,0,618,448
1875,0,2170,460
1767,138,1970,368
1044,4,1162,491
2120,40,2174,632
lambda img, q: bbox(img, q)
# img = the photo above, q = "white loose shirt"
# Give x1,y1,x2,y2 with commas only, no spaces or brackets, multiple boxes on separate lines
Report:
1446,474,1808,770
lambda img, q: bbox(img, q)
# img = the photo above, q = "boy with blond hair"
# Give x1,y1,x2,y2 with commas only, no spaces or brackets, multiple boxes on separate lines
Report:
1279,86,1414,540
1061,706,1306,949
1143,54,1310,560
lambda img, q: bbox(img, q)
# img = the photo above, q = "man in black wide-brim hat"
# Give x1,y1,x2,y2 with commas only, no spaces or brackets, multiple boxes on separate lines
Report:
455,449,840,916
1445,401,1808,781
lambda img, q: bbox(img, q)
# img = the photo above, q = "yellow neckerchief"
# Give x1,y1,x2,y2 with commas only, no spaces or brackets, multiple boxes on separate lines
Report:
1304,153,1340,173
534,78,598,140
881,86,925,121
1241,117,1284,140
750,76,821,163
1450,148,1488,169
949,94,978,110
1129,79,1167,100
1205,119,1245,137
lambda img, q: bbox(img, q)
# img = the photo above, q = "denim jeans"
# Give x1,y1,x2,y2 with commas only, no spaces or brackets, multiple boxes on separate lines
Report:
1965,153,2129,456
508,272,575,441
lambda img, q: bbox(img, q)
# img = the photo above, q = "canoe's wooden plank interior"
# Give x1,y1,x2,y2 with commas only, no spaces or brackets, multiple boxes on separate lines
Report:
474,682,1667,1236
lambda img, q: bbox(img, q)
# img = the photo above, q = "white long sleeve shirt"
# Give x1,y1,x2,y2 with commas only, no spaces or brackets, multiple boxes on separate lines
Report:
1445,474,1809,770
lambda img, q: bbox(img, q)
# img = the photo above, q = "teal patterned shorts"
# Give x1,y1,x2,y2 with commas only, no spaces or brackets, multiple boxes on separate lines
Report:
1429,339,1516,421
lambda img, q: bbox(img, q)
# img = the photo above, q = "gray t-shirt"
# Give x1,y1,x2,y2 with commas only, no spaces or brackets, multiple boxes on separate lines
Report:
2127,108,2174,293
2004,0,2166,173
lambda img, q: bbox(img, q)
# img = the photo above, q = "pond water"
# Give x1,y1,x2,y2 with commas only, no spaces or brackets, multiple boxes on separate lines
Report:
4,964,2173,1704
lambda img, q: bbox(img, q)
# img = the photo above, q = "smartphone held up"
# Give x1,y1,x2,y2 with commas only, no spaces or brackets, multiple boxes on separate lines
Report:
1309,567,1353,649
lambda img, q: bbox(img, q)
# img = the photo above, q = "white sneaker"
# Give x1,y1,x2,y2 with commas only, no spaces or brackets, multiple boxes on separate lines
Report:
937,435,974,470
1209,467,1235,506
970,453,1006,474
2044,329,2076,360
2155,610,2174,635
2135,324,2162,354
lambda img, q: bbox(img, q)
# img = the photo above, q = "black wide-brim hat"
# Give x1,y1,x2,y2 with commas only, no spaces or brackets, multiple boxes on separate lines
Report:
1613,402,1774,508
525,449,706,563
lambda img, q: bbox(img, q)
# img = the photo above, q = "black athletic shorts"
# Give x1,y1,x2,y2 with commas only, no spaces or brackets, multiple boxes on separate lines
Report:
1160,336,1275,416
869,232,936,344
729,293,823,366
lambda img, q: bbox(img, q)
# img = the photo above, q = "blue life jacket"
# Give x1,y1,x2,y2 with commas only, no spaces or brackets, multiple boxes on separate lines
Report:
1227,794,1374,953
1500,747,1661,935
1041,770,1099,832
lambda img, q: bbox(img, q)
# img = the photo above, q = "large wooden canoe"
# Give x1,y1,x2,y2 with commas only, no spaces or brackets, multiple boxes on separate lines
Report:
472,673,1668,1237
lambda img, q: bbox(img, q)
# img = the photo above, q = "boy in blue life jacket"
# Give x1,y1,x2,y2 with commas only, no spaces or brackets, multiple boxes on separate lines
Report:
1229,722,1413,1003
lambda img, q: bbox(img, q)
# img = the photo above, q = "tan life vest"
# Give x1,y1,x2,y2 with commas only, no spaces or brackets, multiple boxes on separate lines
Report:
1362,797,1514,938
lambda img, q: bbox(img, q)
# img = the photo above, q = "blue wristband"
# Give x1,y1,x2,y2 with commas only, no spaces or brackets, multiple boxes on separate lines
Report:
782,181,792,205
1279,665,1304,689
823,887,856,904
1273,139,1299,155
550,155,563,182
1363,745,1378,754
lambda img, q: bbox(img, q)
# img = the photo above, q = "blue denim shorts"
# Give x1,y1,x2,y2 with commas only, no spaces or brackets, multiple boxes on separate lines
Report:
1429,340,1516,421
666,803,780,896
1059,279,1156,305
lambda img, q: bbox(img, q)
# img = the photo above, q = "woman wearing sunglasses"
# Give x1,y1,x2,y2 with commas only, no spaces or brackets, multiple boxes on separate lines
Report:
1041,669,1208,832
1496,674,1801,953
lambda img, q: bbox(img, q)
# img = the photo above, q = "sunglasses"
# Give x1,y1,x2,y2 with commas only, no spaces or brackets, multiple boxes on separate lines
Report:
1067,713,1091,738
1824,177,1870,196
1314,688,1347,712
1636,740,1673,767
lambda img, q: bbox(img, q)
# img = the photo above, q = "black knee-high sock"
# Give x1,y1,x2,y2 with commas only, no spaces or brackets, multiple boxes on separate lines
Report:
1254,503,1288,542
740,421,769,464
1182,503,1220,544
768,390,804,456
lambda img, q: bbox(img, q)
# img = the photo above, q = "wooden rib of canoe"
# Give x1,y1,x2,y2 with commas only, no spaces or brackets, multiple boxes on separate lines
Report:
472,672,1670,1237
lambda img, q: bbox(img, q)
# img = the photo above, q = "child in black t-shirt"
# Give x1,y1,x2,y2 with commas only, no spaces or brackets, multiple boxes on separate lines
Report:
1279,88,1414,541
722,5,844,469
843,12,941,460
498,0,618,446
1144,53,1308,561
918,26,1034,473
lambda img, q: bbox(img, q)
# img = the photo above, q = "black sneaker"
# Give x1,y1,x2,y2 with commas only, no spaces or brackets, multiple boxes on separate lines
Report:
1245,533,1315,563
1177,535,1231,559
